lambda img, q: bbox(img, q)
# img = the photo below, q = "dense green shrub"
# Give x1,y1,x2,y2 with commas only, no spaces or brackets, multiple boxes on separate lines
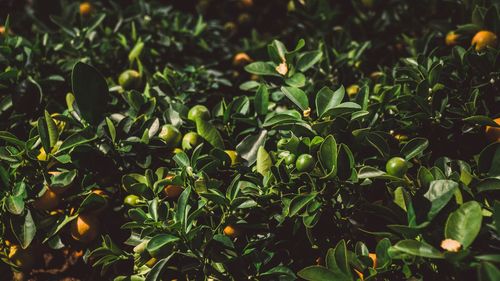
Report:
0,0,499,280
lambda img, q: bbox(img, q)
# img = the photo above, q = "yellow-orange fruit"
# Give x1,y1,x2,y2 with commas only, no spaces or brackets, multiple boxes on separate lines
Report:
239,0,254,9
233,52,252,66
347,84,360,98
471,30,498,51
223,225,240,238
0,26,5,35
445,31,459,46
485,118,500,143
164,175,183,199
79,2,93,16
33,188,60,211
71,214,100,243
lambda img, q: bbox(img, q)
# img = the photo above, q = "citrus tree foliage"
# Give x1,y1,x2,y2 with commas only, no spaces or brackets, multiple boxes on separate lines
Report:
0,0,500,280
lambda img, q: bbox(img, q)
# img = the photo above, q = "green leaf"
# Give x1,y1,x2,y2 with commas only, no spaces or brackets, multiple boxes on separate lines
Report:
319,135,337,177
244,62,280,76
71,62,109,125
236,130,267,166
147,234,180,256
289,193,316,217
424,180,459,220
477,178,500,193
57,128,97,154
175,187,191,231
478,262,500,281
6,195,24,215
256,146,272,176
37,117,51,154
321,102,361,118
128,41,144,63
296,51,322,72
478,143,500,177
445,201,482,248
463,115,500,127
105,117,116,143
315,86,344,118
375,238,392,269
10,210,36,249
195,119,224,149
391,240,444,259
285,73,306,87
333,240,351,276
145,255,173,281
254,84,269,116
44,110,58,147
298,266,349,281
281,86,309,111
0,131,24,147
401,138,428,160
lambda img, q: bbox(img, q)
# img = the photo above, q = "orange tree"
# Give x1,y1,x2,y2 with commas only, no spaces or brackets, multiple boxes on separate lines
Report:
0,0,500,280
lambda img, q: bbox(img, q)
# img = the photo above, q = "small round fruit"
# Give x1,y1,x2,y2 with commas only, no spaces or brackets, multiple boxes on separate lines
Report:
0,26,5,35
118,69,141,90
237,13,252,25
33,188,60,211
159,124,182,148
124,194,140,206
188,105,210,121
445,31,459,46
238,0,253,9
232,52,252,66
385,157,409,178
225,150,240,167
223,225,240,238
164,175,183,199
8,245,35,270
182,132,201,151
224,21,238,35
471,30,498,51
485,118,500,143
79,2,93,17
71,214,100,243
296,154,315,173
347,84,360,98
285,154,297,166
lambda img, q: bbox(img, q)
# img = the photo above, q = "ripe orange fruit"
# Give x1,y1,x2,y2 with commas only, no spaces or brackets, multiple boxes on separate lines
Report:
33,187,60,211
8,245,35,270
223,225,240,238
238,0,254,9
71,214,100,243
471,30,497,51
485,118,500,143
233,52,252,66
0,26,5,35
79,2,93,17
164,175,183,199
445,31,459,46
